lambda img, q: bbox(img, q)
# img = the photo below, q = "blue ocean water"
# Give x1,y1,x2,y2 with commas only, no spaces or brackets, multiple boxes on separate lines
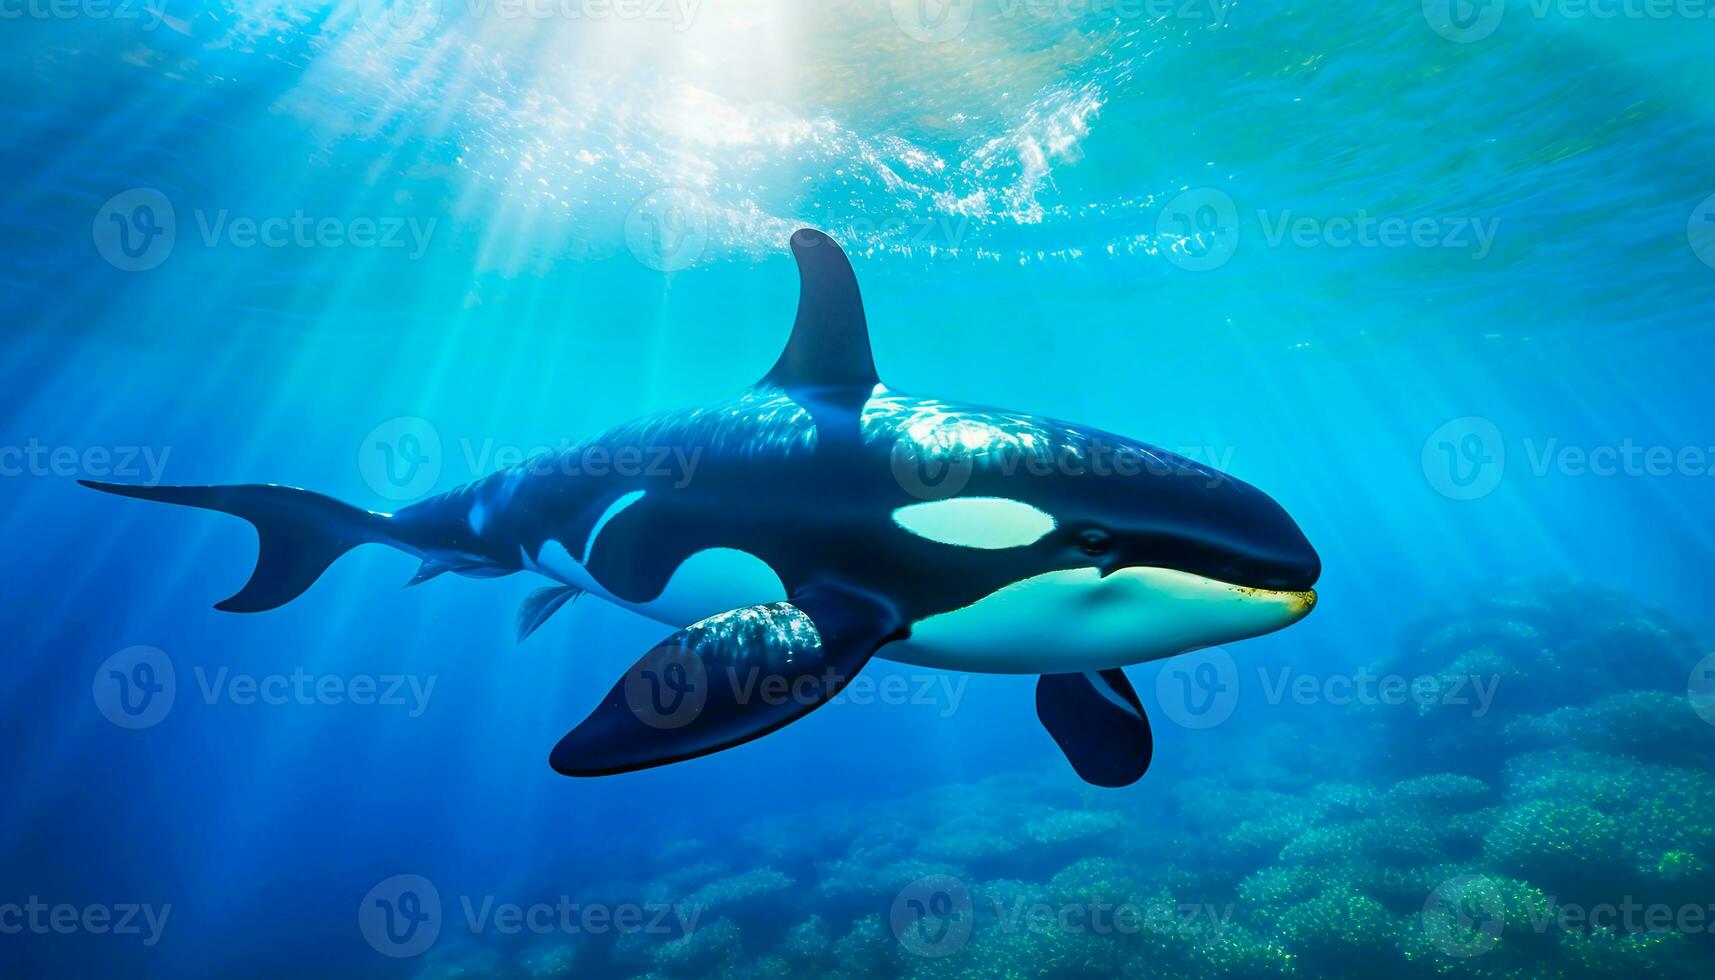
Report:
3,2,1714,977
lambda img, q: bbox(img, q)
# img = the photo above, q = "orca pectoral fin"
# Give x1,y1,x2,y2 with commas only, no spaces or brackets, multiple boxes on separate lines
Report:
407,556,514,588
406,558,457,587
517,586,583,642
550,587,901,777
1036,669,1154,788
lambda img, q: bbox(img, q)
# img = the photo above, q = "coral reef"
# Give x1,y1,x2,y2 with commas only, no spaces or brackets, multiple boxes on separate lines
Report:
413,581,1712,978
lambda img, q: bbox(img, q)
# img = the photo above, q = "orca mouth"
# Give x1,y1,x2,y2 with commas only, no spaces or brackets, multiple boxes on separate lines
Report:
1106,562,1318,604
1105,537,1321,594
1208,556,1320,594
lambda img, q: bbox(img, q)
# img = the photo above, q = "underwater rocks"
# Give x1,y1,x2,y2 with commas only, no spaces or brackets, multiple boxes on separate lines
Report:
410,580,1711,978
649,916,743,974
1366,579,1703,780
517,942,577,977
683,869,795,917
1504,691,1715,768
1022,809,1125,849
1485,749,1715,909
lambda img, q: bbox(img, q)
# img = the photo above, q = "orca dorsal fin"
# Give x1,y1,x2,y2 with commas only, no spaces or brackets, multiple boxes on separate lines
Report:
761,229,879,391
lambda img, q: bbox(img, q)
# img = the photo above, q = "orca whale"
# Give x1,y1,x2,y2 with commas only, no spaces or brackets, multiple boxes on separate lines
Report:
83,229,1320,787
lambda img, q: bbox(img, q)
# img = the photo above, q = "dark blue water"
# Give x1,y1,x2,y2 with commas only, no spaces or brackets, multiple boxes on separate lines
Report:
3,3,1714,978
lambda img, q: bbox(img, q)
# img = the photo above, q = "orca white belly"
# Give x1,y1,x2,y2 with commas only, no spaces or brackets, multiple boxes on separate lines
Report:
878,566,1316,675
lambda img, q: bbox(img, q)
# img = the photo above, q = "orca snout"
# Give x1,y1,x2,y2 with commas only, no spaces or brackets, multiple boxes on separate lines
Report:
1218,491,1320,593
1147,477,1320,594
1218,528,1320,593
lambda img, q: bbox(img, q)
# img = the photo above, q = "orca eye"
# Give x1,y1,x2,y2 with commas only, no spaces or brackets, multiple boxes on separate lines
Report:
1077,529,1112,557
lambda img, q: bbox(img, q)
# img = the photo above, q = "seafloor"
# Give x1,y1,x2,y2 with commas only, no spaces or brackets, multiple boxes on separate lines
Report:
413,581,1715,979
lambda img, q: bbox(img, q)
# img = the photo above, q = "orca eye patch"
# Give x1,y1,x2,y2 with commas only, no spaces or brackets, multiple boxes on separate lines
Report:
892,497,1057,550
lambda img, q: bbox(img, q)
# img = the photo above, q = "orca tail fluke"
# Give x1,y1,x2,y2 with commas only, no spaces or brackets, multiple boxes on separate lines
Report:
79,480,396,613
